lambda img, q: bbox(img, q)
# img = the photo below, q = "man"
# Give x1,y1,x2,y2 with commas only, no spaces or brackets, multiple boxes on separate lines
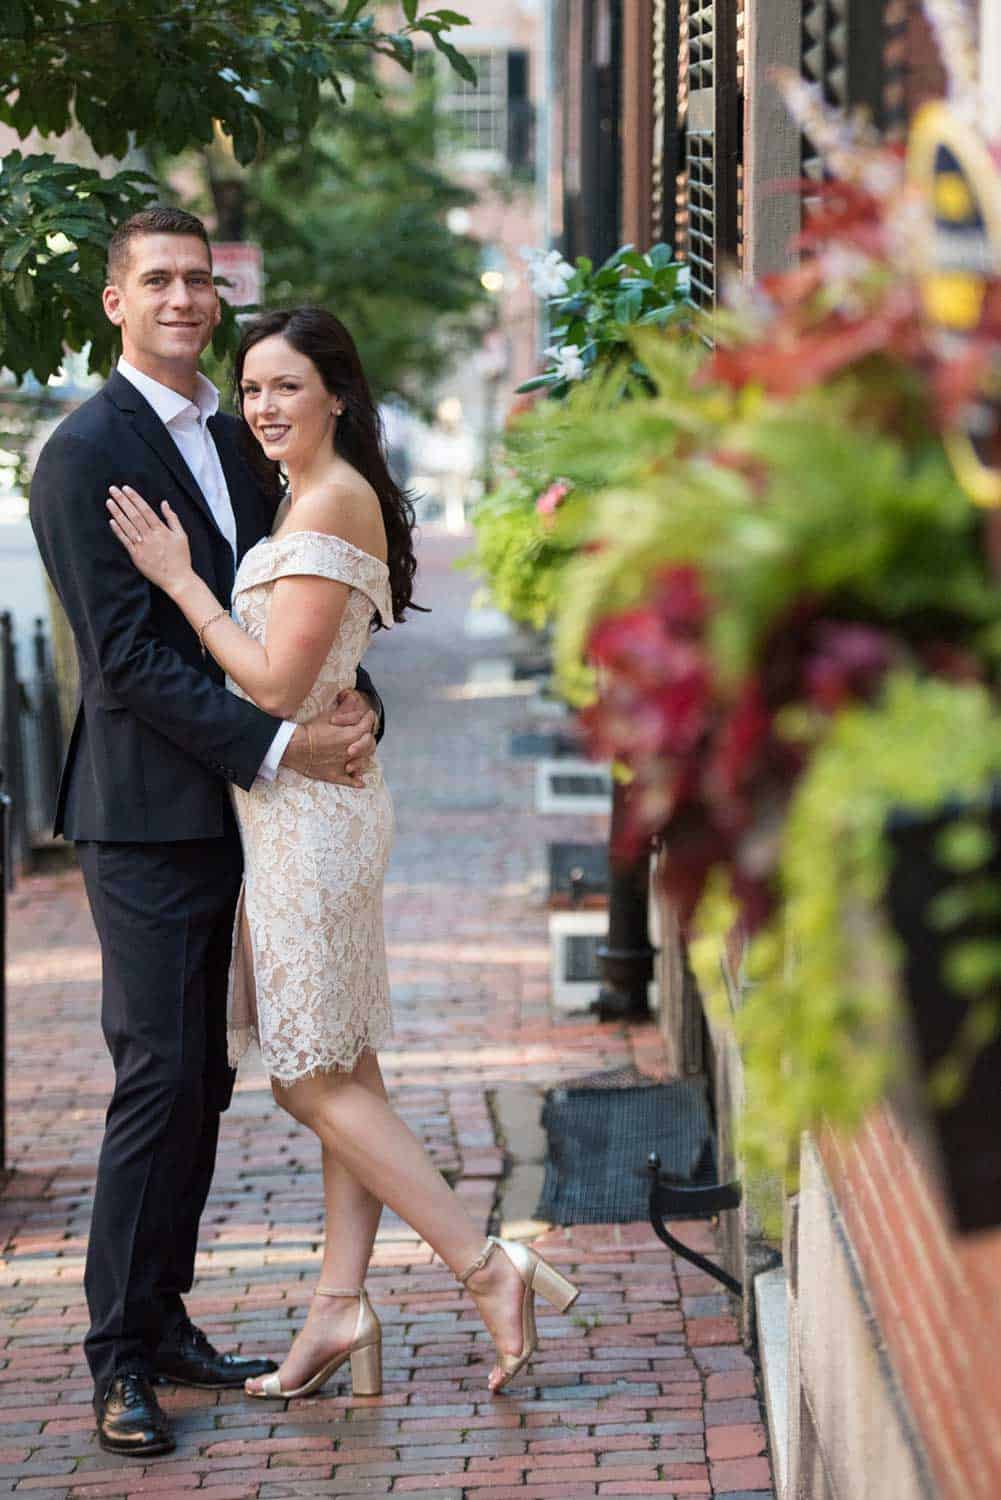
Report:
29,206,383,1458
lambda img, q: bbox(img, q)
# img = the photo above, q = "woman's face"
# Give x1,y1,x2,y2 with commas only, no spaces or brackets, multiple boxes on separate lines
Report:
239,334,341,468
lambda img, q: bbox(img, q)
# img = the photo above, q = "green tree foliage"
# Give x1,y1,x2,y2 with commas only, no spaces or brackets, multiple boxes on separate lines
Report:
0,0,473,380
201,77,487,406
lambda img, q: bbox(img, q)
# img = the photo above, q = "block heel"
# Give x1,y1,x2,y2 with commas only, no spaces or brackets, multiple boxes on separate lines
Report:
531,1258,580,1314
350,1340,382,1397
245,1286,382,1401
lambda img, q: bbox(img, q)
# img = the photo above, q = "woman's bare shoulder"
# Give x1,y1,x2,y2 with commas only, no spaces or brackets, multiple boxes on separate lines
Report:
285,475,386,559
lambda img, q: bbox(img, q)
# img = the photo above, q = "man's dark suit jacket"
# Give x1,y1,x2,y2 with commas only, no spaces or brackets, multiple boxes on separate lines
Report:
30,368,375,842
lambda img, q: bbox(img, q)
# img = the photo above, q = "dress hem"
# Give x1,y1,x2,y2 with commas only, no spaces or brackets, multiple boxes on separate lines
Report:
226,1023,394,1085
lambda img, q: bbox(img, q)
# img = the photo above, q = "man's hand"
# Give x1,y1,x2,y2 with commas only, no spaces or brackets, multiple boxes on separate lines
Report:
281,689,378,787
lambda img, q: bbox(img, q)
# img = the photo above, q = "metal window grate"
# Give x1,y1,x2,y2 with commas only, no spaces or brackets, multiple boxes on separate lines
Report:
551,773,609,798
682,0,740,309
687,0,716,305
564,933,603,983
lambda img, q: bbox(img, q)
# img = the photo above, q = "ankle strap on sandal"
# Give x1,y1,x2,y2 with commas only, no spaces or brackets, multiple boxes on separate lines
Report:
314,1286,363,1298
457,1238,499,1286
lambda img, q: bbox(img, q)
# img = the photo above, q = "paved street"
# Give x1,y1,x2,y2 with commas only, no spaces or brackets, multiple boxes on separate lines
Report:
0,531,773,1499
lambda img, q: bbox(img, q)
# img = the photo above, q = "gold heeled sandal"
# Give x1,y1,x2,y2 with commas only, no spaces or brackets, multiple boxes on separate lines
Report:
245,1286,382,1400
458,1236,580,1393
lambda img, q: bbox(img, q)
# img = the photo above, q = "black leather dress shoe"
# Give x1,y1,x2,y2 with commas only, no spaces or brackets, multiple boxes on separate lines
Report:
95,1370,175,1457
154,1320,278,1389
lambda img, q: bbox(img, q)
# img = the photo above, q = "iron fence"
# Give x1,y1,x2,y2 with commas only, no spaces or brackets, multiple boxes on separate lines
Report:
0,610,65,883
0,767,8,1170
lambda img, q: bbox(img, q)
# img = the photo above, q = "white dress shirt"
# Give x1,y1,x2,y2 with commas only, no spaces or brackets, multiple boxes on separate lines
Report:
116,358,295,780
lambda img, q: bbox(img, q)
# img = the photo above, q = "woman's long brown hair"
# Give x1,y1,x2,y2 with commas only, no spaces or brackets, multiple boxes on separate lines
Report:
235,306,422,625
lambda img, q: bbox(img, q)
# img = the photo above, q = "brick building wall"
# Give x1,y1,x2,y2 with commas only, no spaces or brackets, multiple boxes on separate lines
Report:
820,1113,1001,1499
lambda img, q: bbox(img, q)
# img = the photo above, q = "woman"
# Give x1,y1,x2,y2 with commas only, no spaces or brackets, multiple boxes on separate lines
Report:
106,307,579,1399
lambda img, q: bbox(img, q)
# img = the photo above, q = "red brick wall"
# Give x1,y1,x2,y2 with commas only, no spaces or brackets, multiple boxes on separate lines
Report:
820,1109,1001,1497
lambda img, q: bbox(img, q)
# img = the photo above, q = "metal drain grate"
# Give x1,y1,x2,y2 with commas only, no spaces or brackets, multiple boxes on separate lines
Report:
536,1077,716,1225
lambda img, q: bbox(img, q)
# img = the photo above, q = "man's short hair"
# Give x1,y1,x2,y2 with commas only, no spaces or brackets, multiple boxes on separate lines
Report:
106,206,212,284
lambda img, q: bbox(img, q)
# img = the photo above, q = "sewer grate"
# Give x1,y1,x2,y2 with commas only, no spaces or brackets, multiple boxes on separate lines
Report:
536,1077,716,1225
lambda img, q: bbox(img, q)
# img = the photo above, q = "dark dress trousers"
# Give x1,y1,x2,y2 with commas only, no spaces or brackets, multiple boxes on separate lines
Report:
29,370,379,1390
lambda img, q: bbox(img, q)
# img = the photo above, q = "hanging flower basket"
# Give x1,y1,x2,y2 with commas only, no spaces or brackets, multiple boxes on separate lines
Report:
885,791,1001,1234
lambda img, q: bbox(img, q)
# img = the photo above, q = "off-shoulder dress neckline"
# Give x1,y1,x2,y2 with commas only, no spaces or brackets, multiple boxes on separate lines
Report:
265,526,390,574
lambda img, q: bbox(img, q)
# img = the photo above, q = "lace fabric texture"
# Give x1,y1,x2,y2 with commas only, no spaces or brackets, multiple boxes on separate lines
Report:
227,527,395,1084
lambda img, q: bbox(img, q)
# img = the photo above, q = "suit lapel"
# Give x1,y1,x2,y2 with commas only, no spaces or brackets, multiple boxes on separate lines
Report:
209,412,279,563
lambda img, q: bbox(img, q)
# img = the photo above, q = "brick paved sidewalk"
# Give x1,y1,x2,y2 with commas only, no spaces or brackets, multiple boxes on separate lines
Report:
0,533,774,1499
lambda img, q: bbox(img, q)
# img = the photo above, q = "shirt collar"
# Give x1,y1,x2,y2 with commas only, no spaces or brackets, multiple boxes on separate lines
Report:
117,357,220,427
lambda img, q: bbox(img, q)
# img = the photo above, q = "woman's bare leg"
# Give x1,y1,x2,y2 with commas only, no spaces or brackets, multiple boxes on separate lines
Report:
246,1064,384,1393
270,1050,532,1390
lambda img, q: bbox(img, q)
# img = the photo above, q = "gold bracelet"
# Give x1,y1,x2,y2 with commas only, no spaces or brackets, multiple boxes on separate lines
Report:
198,608,227,657
304,722,314,778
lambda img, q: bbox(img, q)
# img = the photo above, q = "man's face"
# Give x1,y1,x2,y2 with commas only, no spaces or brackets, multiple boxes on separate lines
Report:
102,233,221,375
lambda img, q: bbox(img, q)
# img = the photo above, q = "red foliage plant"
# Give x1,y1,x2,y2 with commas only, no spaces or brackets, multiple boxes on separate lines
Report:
581,565,929,930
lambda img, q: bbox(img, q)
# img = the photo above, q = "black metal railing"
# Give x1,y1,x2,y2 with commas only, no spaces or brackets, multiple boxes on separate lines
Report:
0,766,9,1170
0,610,65,881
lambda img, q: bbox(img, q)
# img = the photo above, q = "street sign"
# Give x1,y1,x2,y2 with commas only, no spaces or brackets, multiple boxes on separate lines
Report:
908,103,1001,507
211,242,263,310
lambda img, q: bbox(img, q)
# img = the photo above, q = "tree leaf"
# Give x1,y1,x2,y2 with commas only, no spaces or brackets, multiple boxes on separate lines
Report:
1,238,34,276
430,32,476,82
516,373,561,393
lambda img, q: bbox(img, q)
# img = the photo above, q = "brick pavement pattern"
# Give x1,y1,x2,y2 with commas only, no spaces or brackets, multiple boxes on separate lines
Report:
1,533,774,1499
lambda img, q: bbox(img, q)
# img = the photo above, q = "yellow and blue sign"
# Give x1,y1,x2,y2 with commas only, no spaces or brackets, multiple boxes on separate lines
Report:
908,102,1001,507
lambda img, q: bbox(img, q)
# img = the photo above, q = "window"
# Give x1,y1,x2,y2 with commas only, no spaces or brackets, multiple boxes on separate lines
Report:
437,49,533,171
442,50,508,163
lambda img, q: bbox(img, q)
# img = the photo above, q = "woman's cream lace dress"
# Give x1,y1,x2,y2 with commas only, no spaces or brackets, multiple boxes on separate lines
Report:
226,525,395,1084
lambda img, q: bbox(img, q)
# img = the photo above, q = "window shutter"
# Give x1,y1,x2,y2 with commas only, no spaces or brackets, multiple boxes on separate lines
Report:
684,0,740,308
507,50,533,172
801,0,888,179
652,0,683,252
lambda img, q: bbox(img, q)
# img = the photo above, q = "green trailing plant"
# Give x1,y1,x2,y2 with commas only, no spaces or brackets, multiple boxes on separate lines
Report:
468,244,692,628
688,675,1001,1198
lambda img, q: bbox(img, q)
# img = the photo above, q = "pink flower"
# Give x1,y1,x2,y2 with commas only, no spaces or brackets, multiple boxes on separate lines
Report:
536,479,571,516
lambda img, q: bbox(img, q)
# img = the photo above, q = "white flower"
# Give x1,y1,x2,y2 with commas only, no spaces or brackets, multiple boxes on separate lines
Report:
547,343,585,381
520,246,576,299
